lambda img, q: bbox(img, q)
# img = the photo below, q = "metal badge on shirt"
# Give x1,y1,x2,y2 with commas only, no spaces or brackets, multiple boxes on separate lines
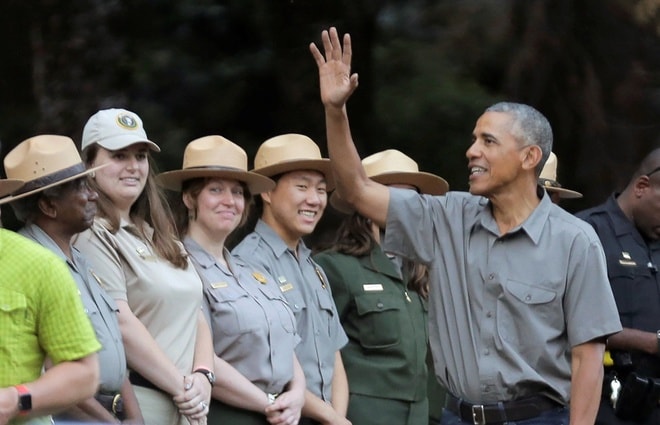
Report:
619,251,637,267
252,271,268,285
135,246,158,261
277,275,294,292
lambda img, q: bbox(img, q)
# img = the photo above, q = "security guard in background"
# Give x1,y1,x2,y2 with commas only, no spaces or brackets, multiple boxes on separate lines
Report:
577,147,660,425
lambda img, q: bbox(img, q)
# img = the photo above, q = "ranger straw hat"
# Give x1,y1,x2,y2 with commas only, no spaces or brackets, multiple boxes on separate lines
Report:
252,134,334,191
331,149,449,213
538,152,582,199
0,135,107,205
0,179,23,199
158,135,275,194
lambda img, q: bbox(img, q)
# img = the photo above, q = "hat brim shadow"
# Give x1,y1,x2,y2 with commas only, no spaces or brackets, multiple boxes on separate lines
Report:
0,163,108,206
157,168,276,194
252,159,335,191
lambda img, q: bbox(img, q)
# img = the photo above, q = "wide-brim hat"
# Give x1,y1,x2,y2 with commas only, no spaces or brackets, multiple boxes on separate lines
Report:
158,135,275,194
0,179,24,199
330,149,449,213
0,134,107,205
538,152,582,199
252,133,335,191
82,108,161,152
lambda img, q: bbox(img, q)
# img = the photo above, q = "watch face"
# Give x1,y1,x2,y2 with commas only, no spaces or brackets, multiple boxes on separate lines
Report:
18,393,32,411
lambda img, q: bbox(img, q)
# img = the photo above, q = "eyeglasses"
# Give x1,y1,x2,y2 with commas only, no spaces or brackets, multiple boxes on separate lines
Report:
645,166,660,178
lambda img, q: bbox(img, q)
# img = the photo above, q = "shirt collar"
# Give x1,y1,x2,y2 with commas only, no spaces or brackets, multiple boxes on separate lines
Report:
475,187,551,245
183,235,242,274
604,194,639,238
19,223,83,271
254,219,312,260
360,245,403,281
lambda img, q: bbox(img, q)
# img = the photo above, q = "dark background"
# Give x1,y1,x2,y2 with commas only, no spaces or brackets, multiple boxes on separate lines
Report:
1,0,659,243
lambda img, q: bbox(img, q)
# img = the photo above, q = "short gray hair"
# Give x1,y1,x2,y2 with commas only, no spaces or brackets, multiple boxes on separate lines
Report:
485,102,553,175
10,183,69,223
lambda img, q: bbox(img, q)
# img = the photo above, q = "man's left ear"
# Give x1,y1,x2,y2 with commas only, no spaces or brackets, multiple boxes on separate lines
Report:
633,175,651,197
522,145,543,172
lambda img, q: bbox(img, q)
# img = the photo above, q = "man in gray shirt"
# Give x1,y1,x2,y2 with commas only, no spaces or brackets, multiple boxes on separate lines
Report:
310,27,621,425
4,134,143,423
233,133,350,425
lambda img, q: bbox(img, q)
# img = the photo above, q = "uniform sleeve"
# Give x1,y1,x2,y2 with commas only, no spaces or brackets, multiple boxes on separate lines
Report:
37,253,101,364
564,229,622,346
74,223,128,301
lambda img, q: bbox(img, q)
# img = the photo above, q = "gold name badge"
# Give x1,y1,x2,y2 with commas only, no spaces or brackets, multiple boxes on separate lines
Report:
252,272,267,284
279,283,294,292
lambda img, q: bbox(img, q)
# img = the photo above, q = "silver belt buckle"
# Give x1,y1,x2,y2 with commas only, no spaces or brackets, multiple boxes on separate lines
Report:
472,404,486,425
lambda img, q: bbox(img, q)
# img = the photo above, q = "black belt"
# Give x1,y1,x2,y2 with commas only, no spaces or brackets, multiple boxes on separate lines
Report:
129,371,166,395
95,392,125,421
445,393,560,425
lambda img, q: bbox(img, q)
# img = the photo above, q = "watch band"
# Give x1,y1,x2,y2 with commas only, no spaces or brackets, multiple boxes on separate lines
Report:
15,384,32,414
193,368,215,385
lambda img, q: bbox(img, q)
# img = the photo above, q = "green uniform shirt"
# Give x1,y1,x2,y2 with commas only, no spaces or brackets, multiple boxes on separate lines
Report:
314,246,428,401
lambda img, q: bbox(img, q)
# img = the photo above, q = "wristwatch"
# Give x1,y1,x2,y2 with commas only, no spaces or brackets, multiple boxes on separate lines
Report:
15,384,31,414
193,368,216,385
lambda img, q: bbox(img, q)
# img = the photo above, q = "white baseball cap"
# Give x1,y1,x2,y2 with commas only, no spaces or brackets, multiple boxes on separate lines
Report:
81,108,160,152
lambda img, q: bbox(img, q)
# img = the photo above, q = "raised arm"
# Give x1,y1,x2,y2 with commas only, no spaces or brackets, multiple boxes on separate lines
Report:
310,27,389,227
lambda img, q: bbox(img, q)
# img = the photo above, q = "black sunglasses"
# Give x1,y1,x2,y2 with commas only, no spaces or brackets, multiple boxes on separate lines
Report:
645,166,660,178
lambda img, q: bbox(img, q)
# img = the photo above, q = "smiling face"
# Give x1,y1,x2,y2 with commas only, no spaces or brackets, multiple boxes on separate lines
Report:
184,177,246,240
261,170,328,247
90,144,150,215
466,111,533,198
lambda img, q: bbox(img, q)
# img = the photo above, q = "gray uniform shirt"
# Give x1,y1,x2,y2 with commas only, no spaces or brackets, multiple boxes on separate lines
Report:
383,188,622,404
184,237,298,394
233,220,348,401
20,223,126,392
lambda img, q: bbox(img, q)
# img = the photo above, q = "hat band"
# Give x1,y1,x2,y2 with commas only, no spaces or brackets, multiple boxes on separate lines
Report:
539,178,561,189
184,165,245,172
13,162,87,195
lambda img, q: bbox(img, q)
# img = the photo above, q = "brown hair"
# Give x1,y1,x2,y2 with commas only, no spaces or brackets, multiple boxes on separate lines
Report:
329,213,429,299
83,144,188,269
175,177,252,238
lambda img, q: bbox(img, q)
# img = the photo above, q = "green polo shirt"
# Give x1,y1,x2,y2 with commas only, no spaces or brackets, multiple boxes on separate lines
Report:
0,229,100,424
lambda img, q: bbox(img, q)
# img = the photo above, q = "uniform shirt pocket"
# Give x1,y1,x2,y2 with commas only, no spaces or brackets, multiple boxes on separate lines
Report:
0,289,30,346
354,292,402,349
206,287,260,336
608,263,649,317
258,286,297,334
497,279,558,345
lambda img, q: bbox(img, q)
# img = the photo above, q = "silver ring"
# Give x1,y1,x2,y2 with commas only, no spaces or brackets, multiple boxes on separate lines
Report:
200,401,207,409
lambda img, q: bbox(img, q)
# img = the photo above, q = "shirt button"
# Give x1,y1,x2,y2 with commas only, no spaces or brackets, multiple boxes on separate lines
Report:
486,311,492,318
294,304,299,309
484,349,490,355
488,274,495,280
525,295,532,301
377,302,384,309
